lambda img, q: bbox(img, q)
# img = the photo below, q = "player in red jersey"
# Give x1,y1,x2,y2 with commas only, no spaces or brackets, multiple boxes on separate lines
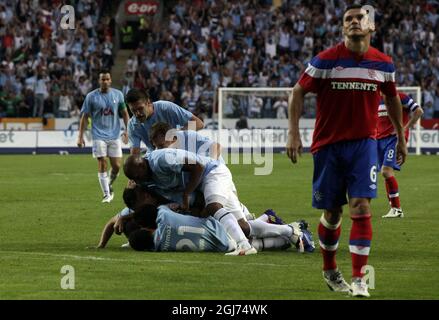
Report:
378,92,424,218
286,4,408,297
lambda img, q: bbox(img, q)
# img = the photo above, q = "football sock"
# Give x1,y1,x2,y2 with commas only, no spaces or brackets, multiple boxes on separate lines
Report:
349,214,373,278
98,172,110,196
318,214,342,272
251,237,290,251
214,208,250,247
248,220,292,238
256,214,269,222
385,176,401,208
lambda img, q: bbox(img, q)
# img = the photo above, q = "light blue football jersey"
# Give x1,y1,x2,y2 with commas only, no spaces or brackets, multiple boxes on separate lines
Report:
146,148,219,191
153,205,231,252
128,100,193,152
174,130,225,164
80,88,126,140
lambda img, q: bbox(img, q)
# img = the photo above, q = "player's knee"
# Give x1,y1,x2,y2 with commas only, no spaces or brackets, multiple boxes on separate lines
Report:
381,167,393,179
350,200,371,216
324,208,342,225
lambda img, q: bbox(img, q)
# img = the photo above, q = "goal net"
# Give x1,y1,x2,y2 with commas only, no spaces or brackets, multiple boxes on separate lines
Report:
217,86,422,155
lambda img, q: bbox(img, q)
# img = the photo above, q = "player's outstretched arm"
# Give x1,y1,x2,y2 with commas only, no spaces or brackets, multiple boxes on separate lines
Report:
384,95,408,165
286,84,306,164
96,215,118,248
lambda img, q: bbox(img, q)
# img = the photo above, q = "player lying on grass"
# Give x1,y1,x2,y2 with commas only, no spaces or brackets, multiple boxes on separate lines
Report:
123,150,314,255
95,191,312,253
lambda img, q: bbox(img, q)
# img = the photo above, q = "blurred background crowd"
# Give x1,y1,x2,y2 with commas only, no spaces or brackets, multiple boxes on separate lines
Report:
1,0,439,120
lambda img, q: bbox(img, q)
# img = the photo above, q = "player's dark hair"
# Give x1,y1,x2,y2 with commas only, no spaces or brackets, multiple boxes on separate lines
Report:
123,186,140,209
344,3,365,16
125,88,150,104
133,204,158,229
98,69,111,76
123,155,147,181
150,122,171,144
129,229,155,251
123,220,141,238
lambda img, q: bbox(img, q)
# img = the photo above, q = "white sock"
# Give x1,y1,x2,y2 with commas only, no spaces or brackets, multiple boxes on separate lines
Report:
98,172,110,196
256,214,269,222
251,237,291,251
248,220,292,238
214,208,250,248
240,203,255,221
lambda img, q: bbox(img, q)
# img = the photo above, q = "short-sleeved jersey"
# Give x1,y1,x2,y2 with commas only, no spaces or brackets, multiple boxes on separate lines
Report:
174,130,225,164
127,101,194,152
298,42,398,153
153,205,231,252
80,88,126,140
377,92,419,140
146,148,219,192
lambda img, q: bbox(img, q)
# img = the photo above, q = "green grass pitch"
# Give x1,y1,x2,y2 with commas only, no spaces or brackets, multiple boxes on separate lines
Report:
0,154,438,300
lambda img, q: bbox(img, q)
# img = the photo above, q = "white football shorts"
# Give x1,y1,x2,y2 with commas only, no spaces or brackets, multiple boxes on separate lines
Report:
92,139,122,158
201,164,245,221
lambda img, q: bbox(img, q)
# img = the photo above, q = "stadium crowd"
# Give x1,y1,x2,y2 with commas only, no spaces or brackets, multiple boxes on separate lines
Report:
0,0,117,118
1,0,439,119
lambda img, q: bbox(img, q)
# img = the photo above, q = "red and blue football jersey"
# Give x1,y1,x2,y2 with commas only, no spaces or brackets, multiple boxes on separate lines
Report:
377,92,419,140
298,42,398,153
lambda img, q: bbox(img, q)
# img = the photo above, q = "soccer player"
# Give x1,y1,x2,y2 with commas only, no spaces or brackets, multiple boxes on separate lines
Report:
125,89,204,155
150,122,223,162
77,71,130,203
378,92,424,218
286,4,408,297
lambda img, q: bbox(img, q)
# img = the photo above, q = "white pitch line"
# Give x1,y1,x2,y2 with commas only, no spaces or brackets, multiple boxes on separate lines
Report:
0,251,298,268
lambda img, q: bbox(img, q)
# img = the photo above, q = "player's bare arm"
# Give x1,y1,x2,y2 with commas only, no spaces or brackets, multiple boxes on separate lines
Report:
384,95,408,165
405,107,424,131
287,83,306,164
181,161,204,211
210,143,222,160
121,108,130,144
77,113,89,147
183,115,204,131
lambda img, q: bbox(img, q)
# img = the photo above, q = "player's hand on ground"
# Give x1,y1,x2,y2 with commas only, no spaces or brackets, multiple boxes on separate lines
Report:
396,138,408,166
286,133,303,164
121,131,129,144
77,136,85,148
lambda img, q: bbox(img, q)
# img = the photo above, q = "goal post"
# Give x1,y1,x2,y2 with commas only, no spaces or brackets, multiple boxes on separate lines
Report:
217,86,422,155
